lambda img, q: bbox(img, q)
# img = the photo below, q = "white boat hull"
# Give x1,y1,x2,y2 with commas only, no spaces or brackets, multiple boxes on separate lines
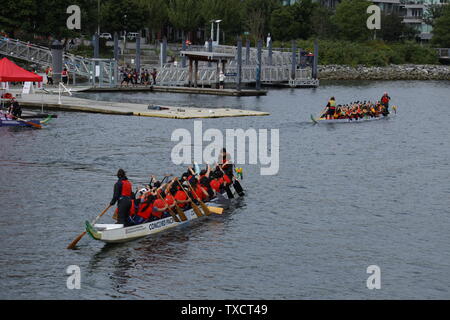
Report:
86,193,238,244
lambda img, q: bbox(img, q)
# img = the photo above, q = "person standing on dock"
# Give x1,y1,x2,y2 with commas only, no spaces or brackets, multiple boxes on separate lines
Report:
219,71,225,89
9,98,22,118
110,169,134,226
151,68,157,85
47,67,54,85
62,68,69,85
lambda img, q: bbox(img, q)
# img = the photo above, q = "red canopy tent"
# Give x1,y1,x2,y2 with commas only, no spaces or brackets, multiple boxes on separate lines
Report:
0,57,43,82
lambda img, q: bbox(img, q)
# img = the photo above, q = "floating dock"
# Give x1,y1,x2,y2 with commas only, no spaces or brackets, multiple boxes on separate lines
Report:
80,85,267,96
14,93,270,119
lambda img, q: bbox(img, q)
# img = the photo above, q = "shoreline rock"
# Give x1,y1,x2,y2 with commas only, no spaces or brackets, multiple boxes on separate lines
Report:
318,64,450,80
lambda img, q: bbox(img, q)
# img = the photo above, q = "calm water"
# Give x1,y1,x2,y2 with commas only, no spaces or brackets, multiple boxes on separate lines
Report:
0,81,449,299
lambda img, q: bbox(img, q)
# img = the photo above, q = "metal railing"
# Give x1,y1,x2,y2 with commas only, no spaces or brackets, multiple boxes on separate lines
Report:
0,38,117,85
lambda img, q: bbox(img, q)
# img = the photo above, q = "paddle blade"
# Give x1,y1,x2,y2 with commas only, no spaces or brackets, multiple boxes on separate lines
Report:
175,205,188,221
192,202,203,218
207,206,224,215
67,231,86,250
200,201,212,216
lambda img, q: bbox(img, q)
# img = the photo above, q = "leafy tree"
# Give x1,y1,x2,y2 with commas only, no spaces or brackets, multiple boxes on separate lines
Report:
270,0,317,41
167,0,202,36
423,2,446,27
244,0,280,42
311,4,338,40
431,4,450,47
333,0,371,42
199,0,244,43
290,0,316,40
100,0,148,34
380,12,418,42
270,6,295,41
137,0,169,40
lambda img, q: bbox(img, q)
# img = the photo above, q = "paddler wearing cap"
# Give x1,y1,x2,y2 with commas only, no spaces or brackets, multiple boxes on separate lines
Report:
8,97,22,118
110,169,134,226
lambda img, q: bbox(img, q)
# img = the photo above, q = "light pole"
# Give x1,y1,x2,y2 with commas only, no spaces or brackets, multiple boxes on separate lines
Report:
97,0,100,35
215,20,222,45
210,20,215,42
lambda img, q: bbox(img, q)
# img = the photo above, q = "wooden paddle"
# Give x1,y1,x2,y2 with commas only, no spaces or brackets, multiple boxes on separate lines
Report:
14,116,42,129
175,179,203,218
67,204,112,249
207,206,224,214
186,180,211,216
157,192,180,222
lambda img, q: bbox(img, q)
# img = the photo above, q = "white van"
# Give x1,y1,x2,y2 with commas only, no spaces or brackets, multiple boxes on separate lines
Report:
127,32,140,40
99,33,112,40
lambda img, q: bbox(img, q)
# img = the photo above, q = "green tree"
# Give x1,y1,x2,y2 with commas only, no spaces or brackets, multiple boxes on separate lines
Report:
200,0,244,43
244,0,280,42
270,6,295,41
380,12,418,42
423,2,446,27
290,0,316,40
137,0,169,40
167,0,202,36
100,0,148,34
333,0,371,42
311,4,337,40
270,0,317,41
431,4,450,47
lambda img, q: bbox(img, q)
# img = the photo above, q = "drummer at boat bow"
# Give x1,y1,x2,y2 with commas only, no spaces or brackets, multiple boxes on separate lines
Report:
110,169,134,226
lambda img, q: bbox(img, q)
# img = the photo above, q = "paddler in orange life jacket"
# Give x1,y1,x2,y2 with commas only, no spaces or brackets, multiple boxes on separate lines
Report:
218,148,245,197
325,97,336,120
110,169,134,226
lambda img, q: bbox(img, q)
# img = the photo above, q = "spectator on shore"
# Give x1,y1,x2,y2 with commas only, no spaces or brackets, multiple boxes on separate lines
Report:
219,71,225,89
151,68,157,85
46,67,54,85
62,68,69,85
120,70,127,87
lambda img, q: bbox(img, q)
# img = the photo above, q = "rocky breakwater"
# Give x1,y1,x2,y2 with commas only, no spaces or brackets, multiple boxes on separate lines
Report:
319,64,450,80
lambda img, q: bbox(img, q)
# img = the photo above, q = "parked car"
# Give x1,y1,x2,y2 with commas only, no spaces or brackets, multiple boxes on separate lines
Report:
99,33,112,40
127,32,140,40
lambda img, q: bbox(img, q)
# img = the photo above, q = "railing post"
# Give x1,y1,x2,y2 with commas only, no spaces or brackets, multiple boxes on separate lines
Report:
51,40,63,84
93,33,99,58
136,31,141,76
208,38,213,67
236,37,242,92
313,39,318,80
268,39,273,66
182,34,187,68
114,32,119,62
256,39,262,90
246,39,250,65
291,40,296,81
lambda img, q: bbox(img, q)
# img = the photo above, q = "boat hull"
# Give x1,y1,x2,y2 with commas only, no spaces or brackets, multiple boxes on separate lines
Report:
86,192,239,244
0,117,41,127
312,115,391,124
